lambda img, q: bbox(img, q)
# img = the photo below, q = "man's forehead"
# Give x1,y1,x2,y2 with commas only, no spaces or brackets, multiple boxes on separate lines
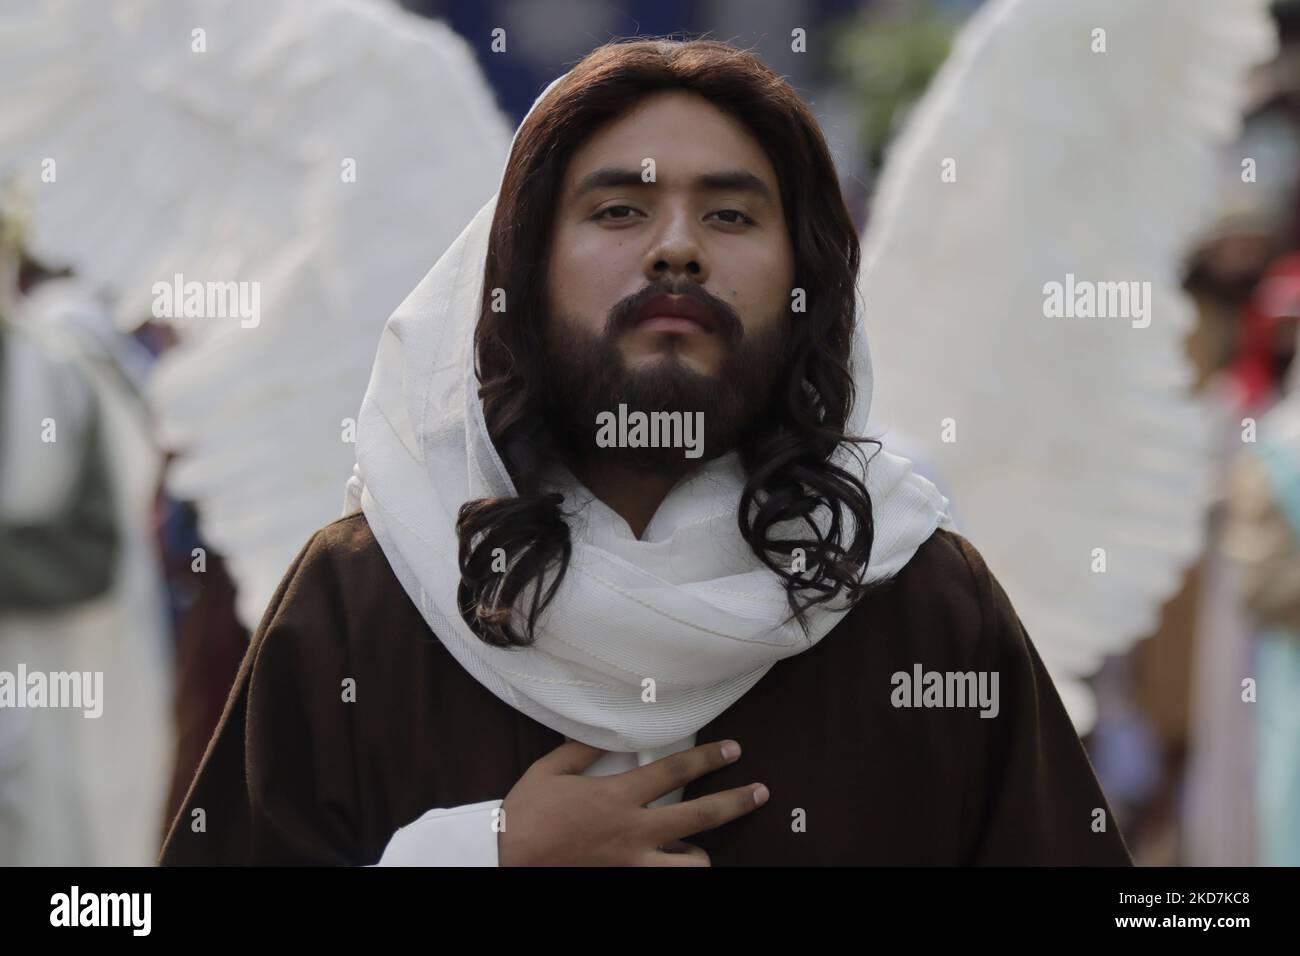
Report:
565,165,778,207
559,95,780,201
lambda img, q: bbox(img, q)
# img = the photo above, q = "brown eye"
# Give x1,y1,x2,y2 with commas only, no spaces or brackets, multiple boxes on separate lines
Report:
710,209,756,225
594,205,640,221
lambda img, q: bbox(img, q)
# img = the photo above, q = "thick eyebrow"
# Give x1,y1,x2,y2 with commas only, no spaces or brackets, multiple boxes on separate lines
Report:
568,166,776,206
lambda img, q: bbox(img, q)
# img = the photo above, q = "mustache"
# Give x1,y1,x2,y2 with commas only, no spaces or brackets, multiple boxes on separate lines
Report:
605,280,743,342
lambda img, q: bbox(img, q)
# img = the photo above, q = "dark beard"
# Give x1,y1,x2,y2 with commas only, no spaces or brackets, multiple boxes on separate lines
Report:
541,284,791,477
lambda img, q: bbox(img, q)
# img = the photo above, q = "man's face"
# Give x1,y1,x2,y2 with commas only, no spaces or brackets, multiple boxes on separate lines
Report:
542,89,797,472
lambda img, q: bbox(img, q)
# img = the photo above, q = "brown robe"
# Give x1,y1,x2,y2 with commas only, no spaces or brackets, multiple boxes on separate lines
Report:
159,512,1133,866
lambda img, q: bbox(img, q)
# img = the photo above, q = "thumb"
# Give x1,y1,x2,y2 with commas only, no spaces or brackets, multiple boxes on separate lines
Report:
535,737,608,775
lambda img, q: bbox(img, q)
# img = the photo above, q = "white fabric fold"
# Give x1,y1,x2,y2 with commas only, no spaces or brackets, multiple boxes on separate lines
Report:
372,799,503,867
343,72,954,751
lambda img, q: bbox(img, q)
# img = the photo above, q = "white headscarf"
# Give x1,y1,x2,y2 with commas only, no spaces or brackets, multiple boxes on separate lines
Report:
343,72,955,751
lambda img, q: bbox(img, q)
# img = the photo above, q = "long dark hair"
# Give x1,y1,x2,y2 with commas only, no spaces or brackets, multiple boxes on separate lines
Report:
457,38,880,648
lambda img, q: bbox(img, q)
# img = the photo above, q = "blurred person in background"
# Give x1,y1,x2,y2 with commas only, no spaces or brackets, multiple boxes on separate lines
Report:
1220,255,1300,867
0,264,118,865
1177,14,1300,863
0,214,172,865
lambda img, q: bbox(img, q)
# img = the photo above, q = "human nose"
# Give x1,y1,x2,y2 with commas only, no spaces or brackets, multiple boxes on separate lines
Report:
642,205,710,285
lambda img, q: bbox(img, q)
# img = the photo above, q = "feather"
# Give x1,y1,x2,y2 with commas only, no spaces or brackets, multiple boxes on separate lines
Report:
0,0,514,629
862,0,1277,731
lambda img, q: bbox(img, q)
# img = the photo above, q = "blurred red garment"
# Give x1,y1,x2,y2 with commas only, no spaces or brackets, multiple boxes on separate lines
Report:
1231,252,1300,412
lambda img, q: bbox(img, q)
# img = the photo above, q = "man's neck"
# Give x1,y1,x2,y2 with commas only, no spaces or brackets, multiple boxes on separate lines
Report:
564,454,696,540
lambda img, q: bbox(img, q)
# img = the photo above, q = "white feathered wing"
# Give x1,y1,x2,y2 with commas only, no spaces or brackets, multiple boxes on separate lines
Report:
861,0,1277,731
0,0,514,630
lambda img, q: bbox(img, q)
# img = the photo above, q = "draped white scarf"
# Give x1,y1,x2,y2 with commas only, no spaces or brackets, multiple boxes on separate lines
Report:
343,75,954,751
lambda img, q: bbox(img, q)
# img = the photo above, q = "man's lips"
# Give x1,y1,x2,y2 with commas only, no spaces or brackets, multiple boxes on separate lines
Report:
636,315,710,334
630,293,717,334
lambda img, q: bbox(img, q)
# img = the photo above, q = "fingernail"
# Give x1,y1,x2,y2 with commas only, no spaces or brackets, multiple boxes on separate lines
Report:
752,784,769,806
720,741,741,761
